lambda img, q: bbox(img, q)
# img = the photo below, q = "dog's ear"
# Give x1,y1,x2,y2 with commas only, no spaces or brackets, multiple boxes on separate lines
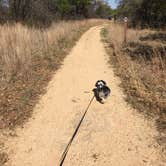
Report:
101,80,106,85
95,81,98,87
95,80,100,87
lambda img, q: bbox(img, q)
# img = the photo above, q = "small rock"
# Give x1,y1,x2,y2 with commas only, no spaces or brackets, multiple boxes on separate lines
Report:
143,159,148,163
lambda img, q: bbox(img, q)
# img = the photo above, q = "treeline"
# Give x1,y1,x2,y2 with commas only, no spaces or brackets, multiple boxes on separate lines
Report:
0,0,112,24
117,0,166,28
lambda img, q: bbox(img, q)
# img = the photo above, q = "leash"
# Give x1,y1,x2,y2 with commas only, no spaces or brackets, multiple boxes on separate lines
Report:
59,95,95,166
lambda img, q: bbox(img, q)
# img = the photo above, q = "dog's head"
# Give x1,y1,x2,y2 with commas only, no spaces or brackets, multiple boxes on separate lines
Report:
95,80,106,89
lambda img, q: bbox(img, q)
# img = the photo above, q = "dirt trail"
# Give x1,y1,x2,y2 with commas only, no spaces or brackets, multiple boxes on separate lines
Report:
5,26,163,166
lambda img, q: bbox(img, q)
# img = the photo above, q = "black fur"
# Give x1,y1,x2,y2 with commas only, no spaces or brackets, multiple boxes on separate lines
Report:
93,80,111,104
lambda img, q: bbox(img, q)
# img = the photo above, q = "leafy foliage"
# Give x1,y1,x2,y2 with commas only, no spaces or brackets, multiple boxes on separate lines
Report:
117,0,166,28
0,0,112,24
95,0,112,18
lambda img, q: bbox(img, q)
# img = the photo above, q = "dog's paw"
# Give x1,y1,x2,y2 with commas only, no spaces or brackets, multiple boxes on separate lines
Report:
100,98,106,104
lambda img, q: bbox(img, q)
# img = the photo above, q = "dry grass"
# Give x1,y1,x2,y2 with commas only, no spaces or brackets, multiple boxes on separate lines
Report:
0,20,103,79
102,23,166,116
101,23,166,156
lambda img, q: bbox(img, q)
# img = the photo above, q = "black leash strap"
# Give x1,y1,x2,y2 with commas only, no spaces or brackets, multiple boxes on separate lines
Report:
59,95,95,166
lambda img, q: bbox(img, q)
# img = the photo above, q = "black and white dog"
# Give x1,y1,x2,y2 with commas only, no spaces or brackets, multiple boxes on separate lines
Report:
93,80,111,104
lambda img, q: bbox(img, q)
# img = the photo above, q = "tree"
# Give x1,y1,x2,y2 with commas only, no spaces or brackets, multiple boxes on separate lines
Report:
0,0,114,24
69,0,94,18
56,0,71,18
95,0,112,18
0,0,9,22
138,0,166,27
9,0,31,20
117,0,166,28
9,0,54,24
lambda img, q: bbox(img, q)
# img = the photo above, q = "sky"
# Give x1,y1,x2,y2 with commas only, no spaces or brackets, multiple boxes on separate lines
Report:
108,0,118,9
